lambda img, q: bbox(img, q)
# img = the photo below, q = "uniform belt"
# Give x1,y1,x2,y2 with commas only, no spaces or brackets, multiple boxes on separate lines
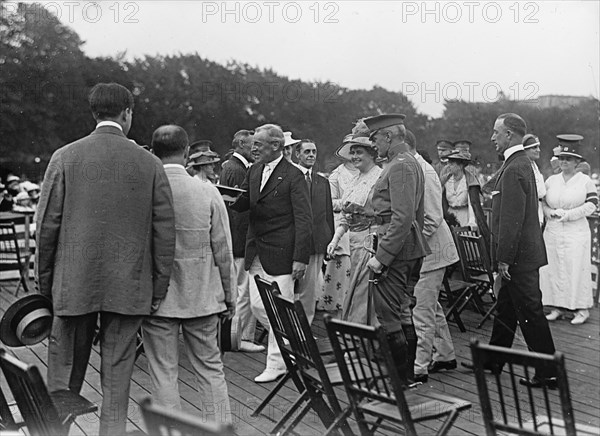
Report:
374,215,391,225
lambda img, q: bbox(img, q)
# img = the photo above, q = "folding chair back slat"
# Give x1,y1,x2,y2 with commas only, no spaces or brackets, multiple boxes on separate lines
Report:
0,222,32,295
140,397,236,436
470,340,595,436
325,317,471,436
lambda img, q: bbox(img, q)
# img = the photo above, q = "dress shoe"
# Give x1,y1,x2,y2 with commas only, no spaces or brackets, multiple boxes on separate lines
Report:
428,359,457,373
414,373,428,383
545,309,565,321
571,310,589,325
519,376,557,390
254,368,286,383
239,341,266,353
461,361,502,375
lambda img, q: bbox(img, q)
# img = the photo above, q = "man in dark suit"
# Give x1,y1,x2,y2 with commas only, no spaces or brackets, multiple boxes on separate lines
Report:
220,129,265,353
231,123,312,383
365,114,430,385
36,83,176,435
294,140,334,325
484,113,557,387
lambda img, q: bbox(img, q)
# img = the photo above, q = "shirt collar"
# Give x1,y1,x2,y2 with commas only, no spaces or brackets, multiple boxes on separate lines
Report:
163,163,185,170
96,121,123,131
233,152,251,168
264,154,283,171
297,165,311,176
503,144,524,160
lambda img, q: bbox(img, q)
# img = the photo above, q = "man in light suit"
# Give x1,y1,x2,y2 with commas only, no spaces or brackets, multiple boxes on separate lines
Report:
142,125,235,422
467,113,556,388
220,129,265,353
365,114,430,385
231,123,312,383
294,140,334,325
405,130,459,384
36,83,176,435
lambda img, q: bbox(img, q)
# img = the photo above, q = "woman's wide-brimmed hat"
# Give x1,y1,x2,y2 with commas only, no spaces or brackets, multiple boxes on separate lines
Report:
447,149,472,162
0,294,53,347
186,150,221,168
522,134,541,149
335,136,377,161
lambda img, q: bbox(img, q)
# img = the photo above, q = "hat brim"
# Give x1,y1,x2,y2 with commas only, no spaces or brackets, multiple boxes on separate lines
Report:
558,152,583,159
336,141,377,161
523,142,541,149
0,294,53,347
447,155,471,162
186,158,221,168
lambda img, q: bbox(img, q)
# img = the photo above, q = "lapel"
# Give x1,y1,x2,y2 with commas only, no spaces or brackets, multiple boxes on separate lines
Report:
259,158,288,200
494,151,518,189
250,163,263,202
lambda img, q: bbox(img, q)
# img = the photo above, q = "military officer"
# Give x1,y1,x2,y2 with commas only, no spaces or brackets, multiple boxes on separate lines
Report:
364,114,430,385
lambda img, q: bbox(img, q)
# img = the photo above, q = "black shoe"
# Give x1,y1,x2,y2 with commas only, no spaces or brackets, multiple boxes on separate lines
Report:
519,376,557,390
428,359,457,373
414,373,428,383
461,361,502,375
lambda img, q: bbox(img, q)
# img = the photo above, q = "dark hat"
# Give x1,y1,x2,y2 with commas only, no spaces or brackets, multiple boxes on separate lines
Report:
189,140,213,152
556,134,584,158
218,315,241,352
453,140,472,152
0,294,53,347
336,136,377,161
447,150,472,162
186,150,221,168
364,114,406,139
522,134,541,149
436,140,454,150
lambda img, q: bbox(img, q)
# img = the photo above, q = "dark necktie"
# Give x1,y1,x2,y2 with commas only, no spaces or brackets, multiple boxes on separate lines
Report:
305,171,312,192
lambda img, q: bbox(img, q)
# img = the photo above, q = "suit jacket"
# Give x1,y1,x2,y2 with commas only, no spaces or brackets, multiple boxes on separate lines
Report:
35,126,176,316
491,149,547,272
372,150,430,265
231,157,312,275
307,172,334,255
220,155,250,258
415,153,459,272
153,165,234,318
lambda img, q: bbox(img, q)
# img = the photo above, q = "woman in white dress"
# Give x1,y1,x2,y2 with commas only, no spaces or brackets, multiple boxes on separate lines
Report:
327,137,382,325
541,141,598,325
317,137,359,313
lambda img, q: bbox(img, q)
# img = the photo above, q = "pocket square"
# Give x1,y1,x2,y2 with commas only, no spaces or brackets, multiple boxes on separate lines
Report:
491,190,500,196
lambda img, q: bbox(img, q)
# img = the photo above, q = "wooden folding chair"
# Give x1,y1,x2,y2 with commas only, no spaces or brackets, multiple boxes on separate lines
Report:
140,397,236,436
324,316,471,436
440,267,476,333
253,276,333,434
1,380,22,431
0,348,97,436
273,295,354,436
0,222,32,296
470,340,600,436
451,226,497,328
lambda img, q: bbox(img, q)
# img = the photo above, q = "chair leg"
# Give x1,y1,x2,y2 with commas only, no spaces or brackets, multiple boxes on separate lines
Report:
251,371,294,418
477,301,497,329
272,394,311,436
435,409,459,436
323,406,354,436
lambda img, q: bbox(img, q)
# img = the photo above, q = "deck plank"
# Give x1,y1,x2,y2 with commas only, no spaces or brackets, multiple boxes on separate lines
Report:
1,278,599,435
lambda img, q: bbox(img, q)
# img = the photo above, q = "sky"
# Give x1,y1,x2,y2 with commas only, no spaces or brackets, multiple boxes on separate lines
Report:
47,0,600,117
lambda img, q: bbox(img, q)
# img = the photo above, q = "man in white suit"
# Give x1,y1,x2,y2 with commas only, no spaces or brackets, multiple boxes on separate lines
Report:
142,125,235,423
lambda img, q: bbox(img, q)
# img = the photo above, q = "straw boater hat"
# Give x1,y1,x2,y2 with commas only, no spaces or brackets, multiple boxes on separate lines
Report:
283,131,301,147
556,134,584,159
336,136,378,161
0,294,53,347
186,150,221,169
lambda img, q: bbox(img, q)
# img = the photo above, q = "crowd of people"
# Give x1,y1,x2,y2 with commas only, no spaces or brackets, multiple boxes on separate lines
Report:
3,82,595,432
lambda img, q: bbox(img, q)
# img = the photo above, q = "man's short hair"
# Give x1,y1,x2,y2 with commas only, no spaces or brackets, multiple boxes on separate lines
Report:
151,125,189,159
497,113,527,137
232,129,254,149
295,139,316,153
88,83,134,120
383,124,406,141
255,124,284,149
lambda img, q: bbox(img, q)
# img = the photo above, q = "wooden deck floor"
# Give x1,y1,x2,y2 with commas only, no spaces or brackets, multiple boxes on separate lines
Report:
1,279,599,435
